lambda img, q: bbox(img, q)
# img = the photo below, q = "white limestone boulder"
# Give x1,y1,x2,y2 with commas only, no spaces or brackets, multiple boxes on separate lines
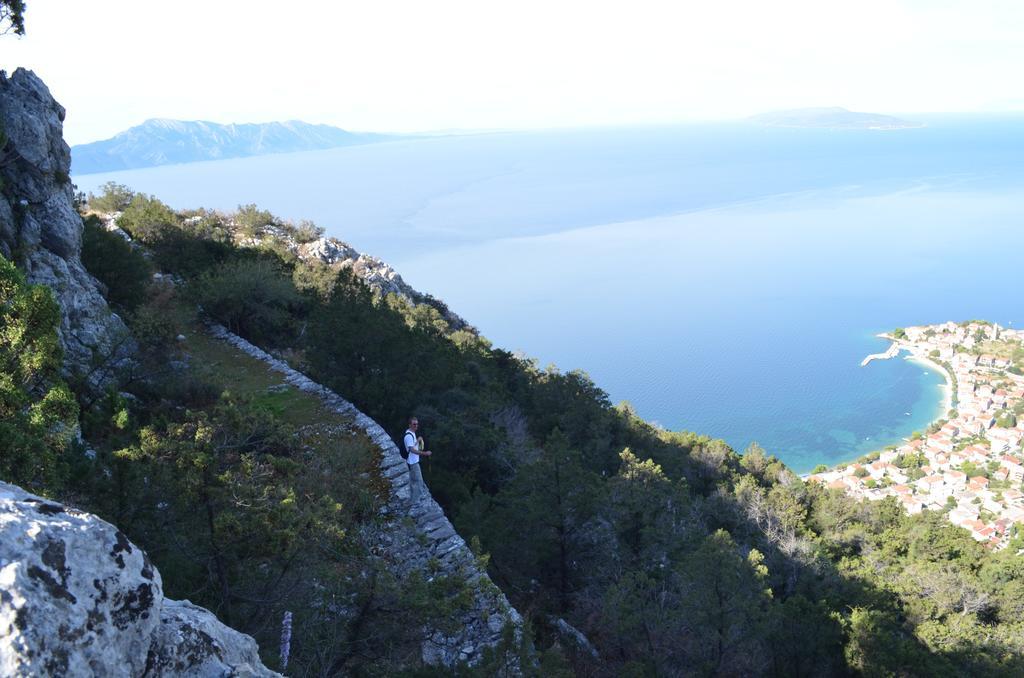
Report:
0,481,160,676
0,482,279,677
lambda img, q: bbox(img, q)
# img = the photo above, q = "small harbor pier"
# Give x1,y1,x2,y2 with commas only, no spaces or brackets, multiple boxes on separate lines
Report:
861,341,901,366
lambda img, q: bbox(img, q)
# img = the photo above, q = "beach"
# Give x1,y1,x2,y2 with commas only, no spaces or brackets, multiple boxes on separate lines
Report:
902,350,955,417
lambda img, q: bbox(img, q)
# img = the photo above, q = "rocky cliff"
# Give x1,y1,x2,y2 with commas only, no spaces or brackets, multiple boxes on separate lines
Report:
0,69,130,387
0,481,278,676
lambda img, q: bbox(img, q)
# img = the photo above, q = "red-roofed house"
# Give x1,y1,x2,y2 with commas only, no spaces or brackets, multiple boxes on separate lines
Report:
901,495,923,515
965,446,991,464
943,470,967,488
1000,455,1024,481
868,460,889,480
1003,488,1024,505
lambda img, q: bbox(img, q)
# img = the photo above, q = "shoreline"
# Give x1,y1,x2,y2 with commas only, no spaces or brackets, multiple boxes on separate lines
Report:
880,331,955,427
901,349,955,417
808,320,1024,548
799,335,955,478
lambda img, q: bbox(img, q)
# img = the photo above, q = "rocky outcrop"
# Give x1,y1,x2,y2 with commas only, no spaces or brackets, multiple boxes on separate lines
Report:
297,236,471,331
207,323,523,669
0,481,278,677
0,68,129,386
146,599,276,677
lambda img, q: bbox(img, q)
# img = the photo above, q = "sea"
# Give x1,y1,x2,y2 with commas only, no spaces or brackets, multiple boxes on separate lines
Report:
73,115,1024,473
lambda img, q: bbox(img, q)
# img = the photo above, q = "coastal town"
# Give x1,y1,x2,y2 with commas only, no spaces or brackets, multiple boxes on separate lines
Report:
809,321,1024,550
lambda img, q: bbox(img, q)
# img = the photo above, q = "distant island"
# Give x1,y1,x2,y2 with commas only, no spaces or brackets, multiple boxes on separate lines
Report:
749,106,923,130
71,118,393,174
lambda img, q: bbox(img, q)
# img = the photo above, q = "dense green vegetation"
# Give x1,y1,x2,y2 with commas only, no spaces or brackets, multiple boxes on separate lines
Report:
81,215,152,311
0,255,78,490
3,240,509,672
7,181,1024,675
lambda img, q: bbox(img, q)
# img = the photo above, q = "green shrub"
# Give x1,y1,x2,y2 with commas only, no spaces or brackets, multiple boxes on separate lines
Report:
190,259,303,345
293,219,324,244
0,254,78,493
150,228,233,278
234,203,276,240
117,193,178,244
87,181,136,213
81,215,152,311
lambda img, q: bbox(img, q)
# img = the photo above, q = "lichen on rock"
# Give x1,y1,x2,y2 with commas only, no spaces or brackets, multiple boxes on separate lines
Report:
0,482,161,676
0,481,279,677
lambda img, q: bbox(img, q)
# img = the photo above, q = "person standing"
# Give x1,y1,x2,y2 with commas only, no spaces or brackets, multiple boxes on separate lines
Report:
403,417,432,506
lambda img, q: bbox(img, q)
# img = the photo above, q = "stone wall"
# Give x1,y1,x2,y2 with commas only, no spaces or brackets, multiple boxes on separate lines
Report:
206,324,523,668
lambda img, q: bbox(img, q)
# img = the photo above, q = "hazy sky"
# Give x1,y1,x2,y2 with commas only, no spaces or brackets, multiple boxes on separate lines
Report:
4,0,1024,144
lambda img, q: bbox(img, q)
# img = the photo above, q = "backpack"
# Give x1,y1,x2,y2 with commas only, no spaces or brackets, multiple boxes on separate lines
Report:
400,429,416,460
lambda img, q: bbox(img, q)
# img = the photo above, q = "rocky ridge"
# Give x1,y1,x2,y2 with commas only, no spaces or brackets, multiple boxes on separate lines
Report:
0,68,130,387
296,236,470,330
99,211,472,331
0,481,277,676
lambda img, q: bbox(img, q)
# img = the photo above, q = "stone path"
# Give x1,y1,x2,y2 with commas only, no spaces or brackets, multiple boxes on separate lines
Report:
205,324,522,668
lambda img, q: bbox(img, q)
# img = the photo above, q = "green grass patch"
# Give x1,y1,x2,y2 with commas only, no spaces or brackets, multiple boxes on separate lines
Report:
973,339,1021,361
183,327,329,427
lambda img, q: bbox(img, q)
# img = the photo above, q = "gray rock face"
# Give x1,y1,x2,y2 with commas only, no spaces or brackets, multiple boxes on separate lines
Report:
147,600,277,677
0,68,130,386
0,482,278,677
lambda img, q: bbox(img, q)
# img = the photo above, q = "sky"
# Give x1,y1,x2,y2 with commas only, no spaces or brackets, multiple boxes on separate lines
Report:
3,0,1024,145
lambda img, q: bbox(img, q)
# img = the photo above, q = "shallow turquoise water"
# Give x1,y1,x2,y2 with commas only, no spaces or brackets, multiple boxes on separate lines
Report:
75,117,1024,472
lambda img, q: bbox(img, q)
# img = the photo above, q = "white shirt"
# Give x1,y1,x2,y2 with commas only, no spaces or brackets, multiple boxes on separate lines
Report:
404,430,420,464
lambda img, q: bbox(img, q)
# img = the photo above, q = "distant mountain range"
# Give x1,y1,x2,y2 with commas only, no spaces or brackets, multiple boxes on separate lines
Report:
749,107,923,130
71,119,392,174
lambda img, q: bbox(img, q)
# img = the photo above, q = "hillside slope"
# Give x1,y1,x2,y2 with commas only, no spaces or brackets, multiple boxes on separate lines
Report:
1,67,522,674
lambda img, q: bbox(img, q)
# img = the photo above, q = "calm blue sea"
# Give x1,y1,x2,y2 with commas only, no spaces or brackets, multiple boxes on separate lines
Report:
74,115,1024,472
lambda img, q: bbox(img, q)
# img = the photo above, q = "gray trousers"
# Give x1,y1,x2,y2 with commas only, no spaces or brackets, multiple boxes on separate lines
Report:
408,462,424,504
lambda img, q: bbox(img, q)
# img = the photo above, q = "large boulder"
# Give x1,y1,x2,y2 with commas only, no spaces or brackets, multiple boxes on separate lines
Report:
0,482,160,676
0,68,130,386
147,599,277,677
0,482,278,677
